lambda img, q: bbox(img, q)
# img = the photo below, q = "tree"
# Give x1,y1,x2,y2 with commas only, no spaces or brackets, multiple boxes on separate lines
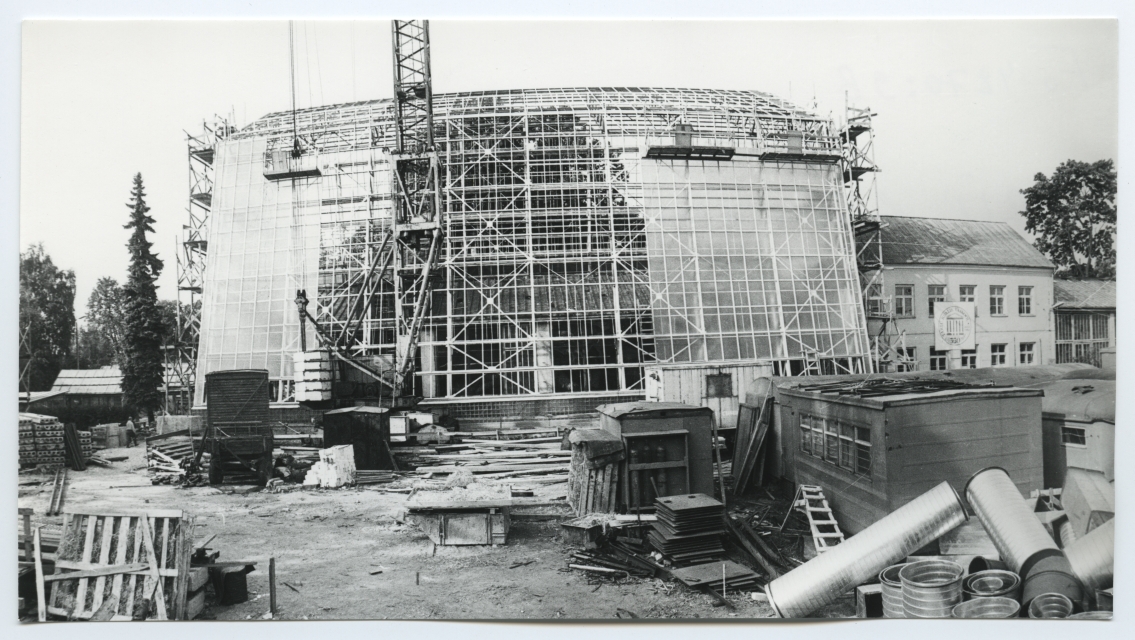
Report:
1020,159,1116,279
86,277,128,365
19,244,76,391
121,174,167,421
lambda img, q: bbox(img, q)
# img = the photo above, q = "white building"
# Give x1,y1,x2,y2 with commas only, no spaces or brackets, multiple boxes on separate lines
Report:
874,216,1055,371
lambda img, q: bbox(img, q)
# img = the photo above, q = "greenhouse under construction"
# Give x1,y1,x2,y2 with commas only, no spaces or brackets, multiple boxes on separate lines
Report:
180,87,874,422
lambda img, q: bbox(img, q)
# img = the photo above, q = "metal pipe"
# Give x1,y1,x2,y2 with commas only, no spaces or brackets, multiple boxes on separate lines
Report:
952,596,1020,618
964,467,1060,576
1064,518,1113,592
1056,517,1077,549
900,560,963,618
963,570,1021,602
879,564,906,618
765,481,967,618
1028,592,1073,619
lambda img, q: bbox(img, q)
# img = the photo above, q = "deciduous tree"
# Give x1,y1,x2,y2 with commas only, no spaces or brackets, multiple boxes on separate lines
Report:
19,244,76,391
1020,159,1116,279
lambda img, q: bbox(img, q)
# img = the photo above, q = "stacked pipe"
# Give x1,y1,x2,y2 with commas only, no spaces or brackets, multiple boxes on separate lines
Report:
1063,518,1114,594
952,596,1021,619
878,564,906,618
899,559,964,618
964,467,1084,612
764,481,967,618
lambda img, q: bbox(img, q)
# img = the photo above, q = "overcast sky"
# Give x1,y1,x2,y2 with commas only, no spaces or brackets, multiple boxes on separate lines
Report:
20,19,1118,310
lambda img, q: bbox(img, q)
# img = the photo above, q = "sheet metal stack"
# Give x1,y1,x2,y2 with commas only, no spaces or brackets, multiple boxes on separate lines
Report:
647,493,726,566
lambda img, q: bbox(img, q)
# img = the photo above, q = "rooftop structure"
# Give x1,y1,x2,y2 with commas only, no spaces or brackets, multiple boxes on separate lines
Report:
50,367,123,395
1054,279,1116,311
877,216,1054,269
193,87,871,416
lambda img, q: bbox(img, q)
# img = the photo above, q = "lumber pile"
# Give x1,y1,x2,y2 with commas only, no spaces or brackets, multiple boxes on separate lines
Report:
355,470,397,485
19,413,68,468
146,433,196,469
566,428,625,516
411,436,569,485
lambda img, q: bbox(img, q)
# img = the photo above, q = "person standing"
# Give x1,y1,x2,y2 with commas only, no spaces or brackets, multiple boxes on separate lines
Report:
124,416,137,447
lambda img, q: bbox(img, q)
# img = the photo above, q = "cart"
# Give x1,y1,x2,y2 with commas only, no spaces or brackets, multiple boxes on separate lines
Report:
201,370,274,486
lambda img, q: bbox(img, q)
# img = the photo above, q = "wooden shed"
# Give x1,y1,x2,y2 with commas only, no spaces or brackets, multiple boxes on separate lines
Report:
322,406,394,470
775,382,1044,535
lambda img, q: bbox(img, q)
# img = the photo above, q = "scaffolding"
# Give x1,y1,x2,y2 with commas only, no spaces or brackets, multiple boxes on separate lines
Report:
841,104,914,373
194,88,873,409
170,117,231,413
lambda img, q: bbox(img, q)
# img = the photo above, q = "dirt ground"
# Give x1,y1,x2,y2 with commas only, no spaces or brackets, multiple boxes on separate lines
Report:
17,446,816,621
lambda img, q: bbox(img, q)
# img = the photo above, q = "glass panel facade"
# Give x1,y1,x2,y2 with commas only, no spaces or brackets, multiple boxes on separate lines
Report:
195,88,870,405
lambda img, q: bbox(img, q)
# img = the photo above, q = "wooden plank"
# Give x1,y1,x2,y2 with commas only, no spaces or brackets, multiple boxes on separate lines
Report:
64,508,184,519
34,527,46,622
108,515,132,614
74,514,98,618
44,563,150,582
22,510,33,572
124,520,144,618
49,513,74,611
90,515,116,612
725,517,779,579
140,516,168,620
54,559,177,577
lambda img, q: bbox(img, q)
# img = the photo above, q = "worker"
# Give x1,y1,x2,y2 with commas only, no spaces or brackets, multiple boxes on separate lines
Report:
124,417,137,447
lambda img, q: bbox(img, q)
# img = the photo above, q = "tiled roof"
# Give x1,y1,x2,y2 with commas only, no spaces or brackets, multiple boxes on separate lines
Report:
51,366,123,395
879,216,1054,269
1054,279,1116,310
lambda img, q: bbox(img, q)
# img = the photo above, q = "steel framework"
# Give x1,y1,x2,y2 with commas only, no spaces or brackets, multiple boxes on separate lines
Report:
841,104,913,372
196,88,873,408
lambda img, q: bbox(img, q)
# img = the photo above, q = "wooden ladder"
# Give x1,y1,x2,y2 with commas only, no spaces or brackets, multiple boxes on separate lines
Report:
794,485,845,553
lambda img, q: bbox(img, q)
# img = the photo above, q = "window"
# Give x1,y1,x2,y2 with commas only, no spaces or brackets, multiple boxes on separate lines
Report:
930,348,947,371
959,285,976,303
800,414,871,476
961,348,978,368
1061,426,1087,446
706,373,733,398
1019,286,1033,315
991,344,1007,366
895,285,914,318
990,286,1005,315
928,284,946,316
1019,342,1035,365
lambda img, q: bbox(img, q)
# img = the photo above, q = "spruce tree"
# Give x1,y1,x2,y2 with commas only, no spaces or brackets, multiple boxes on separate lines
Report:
121,173,166,422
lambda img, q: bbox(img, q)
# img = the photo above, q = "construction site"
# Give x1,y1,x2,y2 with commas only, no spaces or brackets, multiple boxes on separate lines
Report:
17,20,1115,623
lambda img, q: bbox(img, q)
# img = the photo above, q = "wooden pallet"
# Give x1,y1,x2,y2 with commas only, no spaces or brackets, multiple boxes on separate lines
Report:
45,508,195,621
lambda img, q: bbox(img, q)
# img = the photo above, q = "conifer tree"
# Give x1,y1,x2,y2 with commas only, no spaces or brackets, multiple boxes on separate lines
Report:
121,173,166,421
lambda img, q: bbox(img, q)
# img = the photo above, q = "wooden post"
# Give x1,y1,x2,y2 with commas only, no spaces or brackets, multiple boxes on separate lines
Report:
34,527,46,622
22,509,32,567
269,557,277,615
710,416,727,508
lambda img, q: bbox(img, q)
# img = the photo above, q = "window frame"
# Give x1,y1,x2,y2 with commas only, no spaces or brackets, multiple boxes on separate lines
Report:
990,343,1007,366
894,284,915,318
1018,286,1034,316
929,348,947,371
799,413,871,478
1019,342,1036,365
706,373,733,399
989,285,1006,316
959,285,976,303
1061,425,1087,447
927,284,946,316
961,348,978,369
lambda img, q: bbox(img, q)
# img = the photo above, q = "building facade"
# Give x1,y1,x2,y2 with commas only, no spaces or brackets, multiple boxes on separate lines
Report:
194,88,871,418
873,216,1055,371
1052,279,1116,368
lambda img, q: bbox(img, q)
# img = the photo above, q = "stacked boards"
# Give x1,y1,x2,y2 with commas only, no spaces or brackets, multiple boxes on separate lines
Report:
20,413,66,468
647,494,725,566
672,559,762,593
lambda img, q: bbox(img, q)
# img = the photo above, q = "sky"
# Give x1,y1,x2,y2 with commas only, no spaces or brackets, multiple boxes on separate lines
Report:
19,19,1119,312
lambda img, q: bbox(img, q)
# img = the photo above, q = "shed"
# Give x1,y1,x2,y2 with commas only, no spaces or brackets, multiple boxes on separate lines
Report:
775,380,1044,535
322,406,394,470
43,367,127,428
1035,379,1114,487
596,402,716,509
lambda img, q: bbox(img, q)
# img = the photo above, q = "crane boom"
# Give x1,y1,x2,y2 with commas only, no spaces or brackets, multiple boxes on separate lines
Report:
389,19,444,398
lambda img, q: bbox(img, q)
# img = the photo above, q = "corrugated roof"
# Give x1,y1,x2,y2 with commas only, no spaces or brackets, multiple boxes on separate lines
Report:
879,216,1053,269
1054,279,1116,310
51,366,122,395
19,390,68,403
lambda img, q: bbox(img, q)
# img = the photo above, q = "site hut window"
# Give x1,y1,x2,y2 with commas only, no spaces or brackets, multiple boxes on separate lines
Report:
706,373,732,398
1019,342,1036,365
799,414,871,476
929,348,948,371
894,285,915,318
961,348,978,369
990,285,1005,316
928,284,946,316
959,285,976,303
1061,425,1087,447
1018,286,1034,316
991,343,1007,366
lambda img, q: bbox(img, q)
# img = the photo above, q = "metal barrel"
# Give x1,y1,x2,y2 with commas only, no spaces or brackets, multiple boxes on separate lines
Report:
1020,554,1083,611
952,596,1021,618
879,564,907,618
900,560,964,618
1028,592,1073,619
964,467,1060,576
764,481,967,618
1064,518,1114,592
963,569,1022,601
1068,611,1113,620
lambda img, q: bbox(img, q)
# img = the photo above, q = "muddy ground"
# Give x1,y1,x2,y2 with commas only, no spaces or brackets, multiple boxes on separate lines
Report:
19,446,854,621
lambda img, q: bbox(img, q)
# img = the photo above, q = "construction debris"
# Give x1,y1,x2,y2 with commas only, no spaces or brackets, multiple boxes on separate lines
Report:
648,494,726,566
